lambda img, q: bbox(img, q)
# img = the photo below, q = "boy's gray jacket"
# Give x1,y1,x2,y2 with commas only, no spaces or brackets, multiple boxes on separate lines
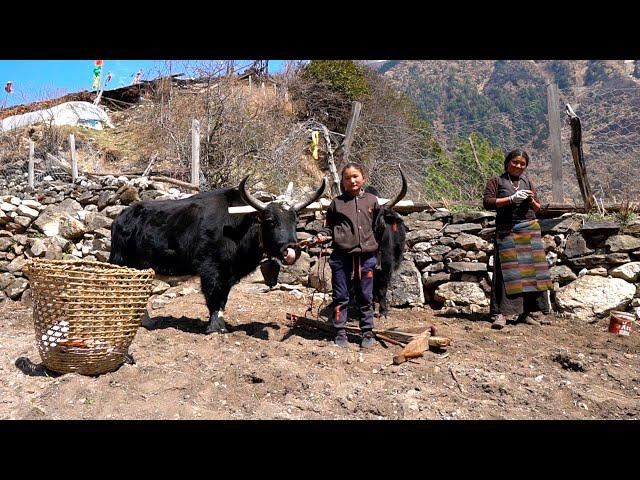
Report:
319,191,380,254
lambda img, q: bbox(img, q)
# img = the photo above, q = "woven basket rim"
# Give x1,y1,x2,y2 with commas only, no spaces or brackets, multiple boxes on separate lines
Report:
23,258,154,277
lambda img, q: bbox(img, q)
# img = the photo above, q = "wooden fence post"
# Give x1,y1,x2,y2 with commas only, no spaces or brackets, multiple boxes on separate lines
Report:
341,101,362,165
191,119,200,188
319,125,340,196
28,140,34,188
330,101,362,196
468,136,483,175
566,104,593,212
547,82,564,203
69,133,78,181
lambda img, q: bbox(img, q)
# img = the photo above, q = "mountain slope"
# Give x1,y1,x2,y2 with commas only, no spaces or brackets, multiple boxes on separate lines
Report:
368,60,640,202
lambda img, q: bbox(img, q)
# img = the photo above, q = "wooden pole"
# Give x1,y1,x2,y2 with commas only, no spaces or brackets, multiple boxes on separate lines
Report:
249,75,252,92
468,136,483,174
566,104,593,212
319,124,340,195
547,83,564,203
330,101,362,196
191,119,200,188
341,101,362,165
149,175,199,191
142,152,158,177
69,133,78,181
28,140,34,188
284,313,450,349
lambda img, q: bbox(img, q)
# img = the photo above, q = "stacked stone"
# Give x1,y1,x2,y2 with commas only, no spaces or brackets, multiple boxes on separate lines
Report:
294,208,640,321
0,173,192,302
2,164,639,323
542,214,640,320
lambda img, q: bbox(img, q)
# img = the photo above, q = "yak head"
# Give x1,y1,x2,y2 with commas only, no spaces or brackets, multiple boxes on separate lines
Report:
239,176,326,266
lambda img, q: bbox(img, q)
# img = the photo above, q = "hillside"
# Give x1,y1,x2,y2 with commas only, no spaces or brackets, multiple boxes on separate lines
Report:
362,60,640,204
0,75,329,198
376,60,640,125
2,61,640,205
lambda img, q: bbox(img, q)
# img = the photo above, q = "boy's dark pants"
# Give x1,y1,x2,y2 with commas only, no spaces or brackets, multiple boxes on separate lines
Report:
329,251,377,333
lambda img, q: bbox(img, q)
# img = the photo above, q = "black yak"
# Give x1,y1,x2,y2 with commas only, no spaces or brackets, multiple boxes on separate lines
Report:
364,167,408,316
109,176,326,333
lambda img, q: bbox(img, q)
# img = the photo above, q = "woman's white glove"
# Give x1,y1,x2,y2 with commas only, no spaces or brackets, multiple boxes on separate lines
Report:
509,190,530,204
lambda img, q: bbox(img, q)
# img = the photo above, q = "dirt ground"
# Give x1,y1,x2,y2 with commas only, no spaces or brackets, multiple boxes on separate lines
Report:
1,276,639,420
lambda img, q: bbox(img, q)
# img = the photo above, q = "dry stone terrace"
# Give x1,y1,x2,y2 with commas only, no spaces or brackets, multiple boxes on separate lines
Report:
1,169,640,323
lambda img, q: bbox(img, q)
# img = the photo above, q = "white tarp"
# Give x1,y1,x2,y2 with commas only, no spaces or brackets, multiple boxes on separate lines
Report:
1,101,114,132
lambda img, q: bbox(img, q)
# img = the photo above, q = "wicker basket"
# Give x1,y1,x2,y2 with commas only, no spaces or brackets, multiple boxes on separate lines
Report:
23,258,155,375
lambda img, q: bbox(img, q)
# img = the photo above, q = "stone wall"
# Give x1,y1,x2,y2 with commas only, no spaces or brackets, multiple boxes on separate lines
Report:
296,209,640,322
2,170,639,321
0,172,191,303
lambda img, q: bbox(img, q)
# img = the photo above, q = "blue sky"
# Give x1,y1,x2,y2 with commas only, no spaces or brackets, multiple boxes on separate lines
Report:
0,60,289,109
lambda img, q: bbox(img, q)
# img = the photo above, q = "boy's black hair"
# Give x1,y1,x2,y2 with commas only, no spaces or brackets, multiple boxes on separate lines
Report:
341,162,368,179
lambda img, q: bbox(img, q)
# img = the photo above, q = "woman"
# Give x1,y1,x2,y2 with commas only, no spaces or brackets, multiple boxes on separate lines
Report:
483,149,553,329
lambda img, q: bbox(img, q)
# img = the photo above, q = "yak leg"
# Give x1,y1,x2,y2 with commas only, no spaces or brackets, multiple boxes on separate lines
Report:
207,309,227,334
378,287,390,318
200,266,233,334
374,271,392,318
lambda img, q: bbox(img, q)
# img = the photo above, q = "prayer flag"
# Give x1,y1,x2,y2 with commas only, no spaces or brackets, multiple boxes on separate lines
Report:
92,61,103,90
132,69,143,85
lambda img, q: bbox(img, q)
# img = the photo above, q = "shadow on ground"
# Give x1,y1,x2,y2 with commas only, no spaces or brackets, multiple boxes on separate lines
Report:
142,315,209,334
143,314,283,341
434,310,491,323
15,357,60,377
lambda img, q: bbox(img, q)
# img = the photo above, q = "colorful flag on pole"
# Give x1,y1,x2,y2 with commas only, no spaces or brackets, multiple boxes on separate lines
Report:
92,60,103,90
132,69,143,85
4,81,12,94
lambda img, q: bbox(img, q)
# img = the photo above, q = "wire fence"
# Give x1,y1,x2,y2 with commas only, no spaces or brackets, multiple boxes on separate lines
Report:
561,86,640,204
0,142,74,192
350,84,640,206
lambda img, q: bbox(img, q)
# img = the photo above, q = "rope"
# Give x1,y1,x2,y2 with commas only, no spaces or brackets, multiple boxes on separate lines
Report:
301,237,331,321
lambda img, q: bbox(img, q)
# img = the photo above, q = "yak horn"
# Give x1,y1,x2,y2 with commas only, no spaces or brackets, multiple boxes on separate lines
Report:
385,166,407,209
292,178,327,212
239,176,268,212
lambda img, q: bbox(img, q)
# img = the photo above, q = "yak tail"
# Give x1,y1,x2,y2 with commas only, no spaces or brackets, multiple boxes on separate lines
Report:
108,221,126,265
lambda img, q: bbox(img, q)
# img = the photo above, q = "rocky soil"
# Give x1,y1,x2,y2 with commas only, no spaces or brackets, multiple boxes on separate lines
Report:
1,277,638,420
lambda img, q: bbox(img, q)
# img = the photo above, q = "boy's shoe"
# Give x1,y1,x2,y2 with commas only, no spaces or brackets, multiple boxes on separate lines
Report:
335,332,349,348
491,314,506,330
361,331,376,349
